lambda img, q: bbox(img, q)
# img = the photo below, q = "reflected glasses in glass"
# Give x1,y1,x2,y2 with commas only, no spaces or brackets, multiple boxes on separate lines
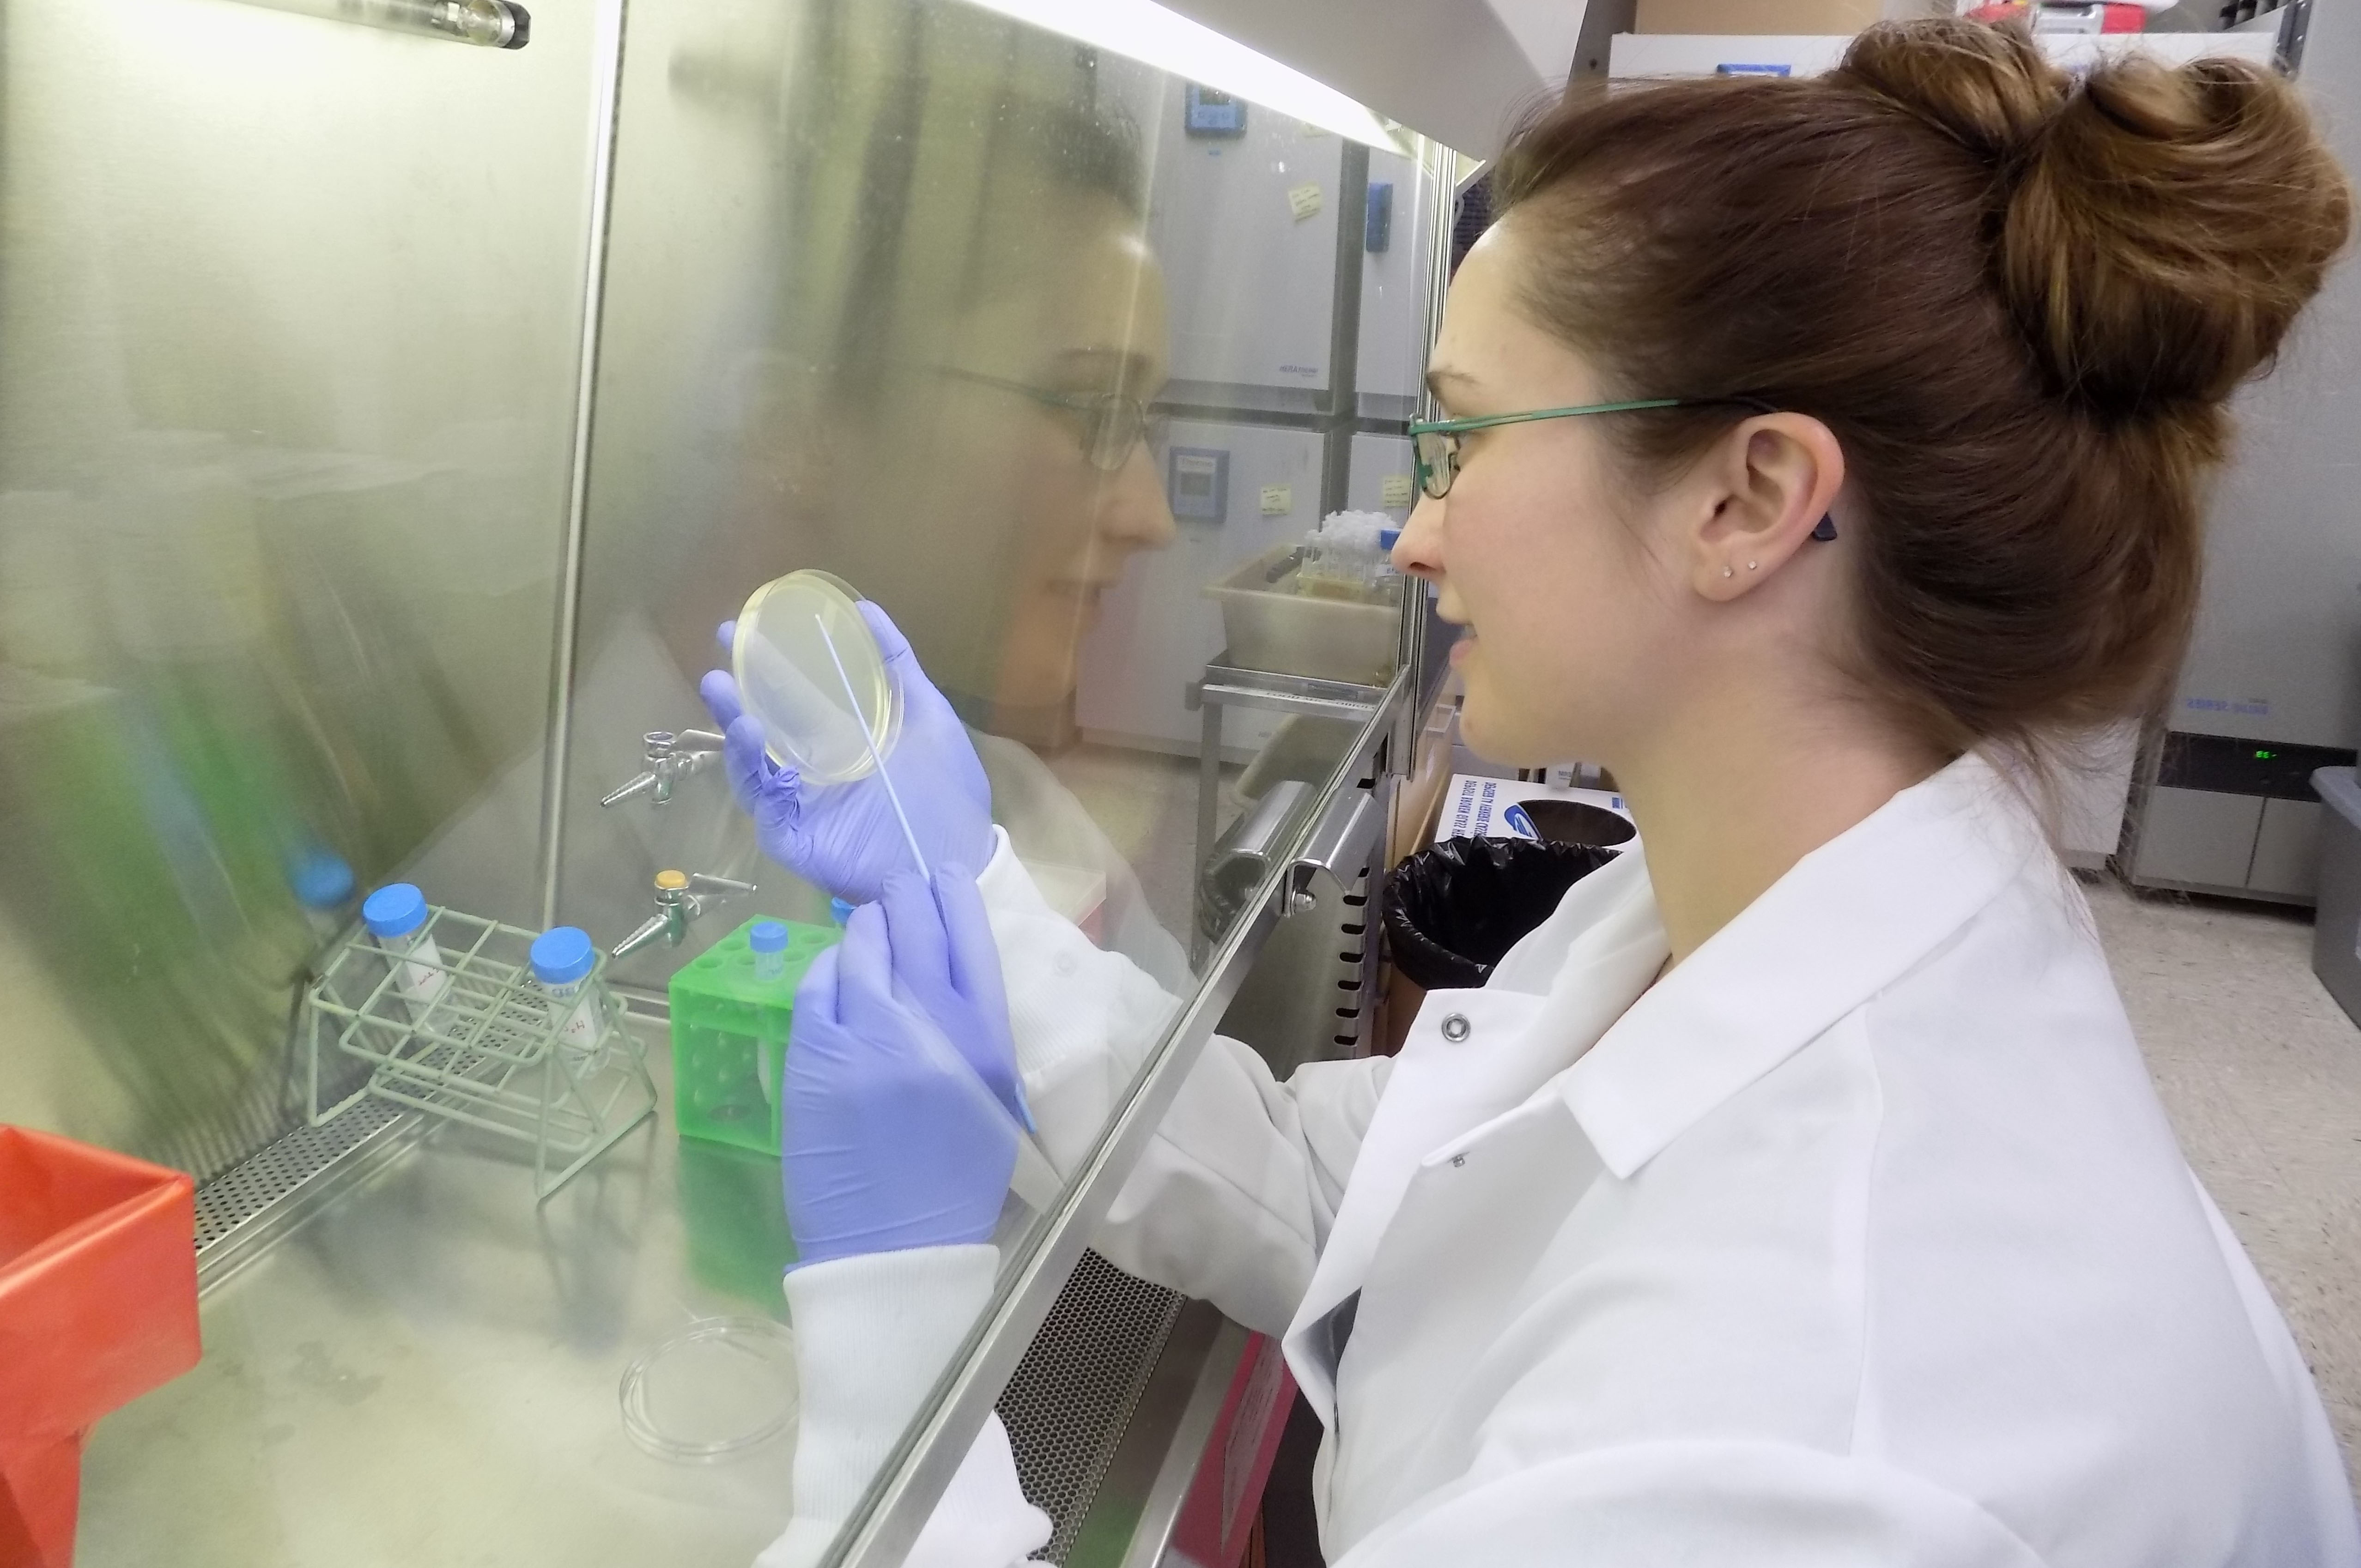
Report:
936,366,1165,472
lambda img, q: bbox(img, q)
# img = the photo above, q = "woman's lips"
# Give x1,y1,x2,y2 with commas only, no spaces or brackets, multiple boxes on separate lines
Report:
1447,629,1474,665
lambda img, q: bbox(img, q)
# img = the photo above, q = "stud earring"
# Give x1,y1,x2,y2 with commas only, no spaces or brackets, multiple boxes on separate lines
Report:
1721,566,1734,578
1746,560,1758,571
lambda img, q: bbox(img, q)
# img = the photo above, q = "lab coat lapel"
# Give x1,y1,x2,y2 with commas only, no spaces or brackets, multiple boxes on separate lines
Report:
1314,755,2048,1549
1560,752,2046,1178
1283,849,1665,1422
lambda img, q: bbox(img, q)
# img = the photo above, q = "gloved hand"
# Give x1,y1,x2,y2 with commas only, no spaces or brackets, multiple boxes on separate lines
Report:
878,864,1034,1130
701,601,995,906
783,887,1020,1267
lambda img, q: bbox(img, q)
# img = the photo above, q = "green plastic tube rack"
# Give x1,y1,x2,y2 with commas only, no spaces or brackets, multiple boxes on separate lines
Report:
667,916,839,1156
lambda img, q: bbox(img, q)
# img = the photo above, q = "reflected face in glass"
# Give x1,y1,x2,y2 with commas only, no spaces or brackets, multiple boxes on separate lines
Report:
857,197,1177,715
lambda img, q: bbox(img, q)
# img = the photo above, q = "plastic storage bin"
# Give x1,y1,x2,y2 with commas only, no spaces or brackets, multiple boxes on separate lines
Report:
1206,544,1402,685
0,1127,200,1568
668,917,839,1155
2311,768,2361,1028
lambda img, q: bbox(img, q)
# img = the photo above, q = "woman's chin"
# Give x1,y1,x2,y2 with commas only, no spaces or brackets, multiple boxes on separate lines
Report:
990,651,1082,718
1456,697,1507,763
1456,689,1557,769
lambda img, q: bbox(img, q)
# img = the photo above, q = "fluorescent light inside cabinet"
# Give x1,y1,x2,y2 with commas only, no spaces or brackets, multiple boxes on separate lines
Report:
225,0,530,48
959,0,1408,152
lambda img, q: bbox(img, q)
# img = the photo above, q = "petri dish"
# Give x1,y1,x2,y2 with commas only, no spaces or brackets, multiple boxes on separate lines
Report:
732,569,903,783
618,1315,798,1463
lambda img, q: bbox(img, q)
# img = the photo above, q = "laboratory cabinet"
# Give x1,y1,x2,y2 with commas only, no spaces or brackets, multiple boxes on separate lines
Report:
0,0,1455,1563
2119,0,2361,906
1075,418,1321,758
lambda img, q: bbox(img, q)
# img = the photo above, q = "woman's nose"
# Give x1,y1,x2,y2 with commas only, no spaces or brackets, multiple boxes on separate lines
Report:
1096,439,1178,554
1391,490,1445,582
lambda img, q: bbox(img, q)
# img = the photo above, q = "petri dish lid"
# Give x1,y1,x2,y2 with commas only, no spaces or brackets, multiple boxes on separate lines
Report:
619,1316,798,1463
732,570,903,784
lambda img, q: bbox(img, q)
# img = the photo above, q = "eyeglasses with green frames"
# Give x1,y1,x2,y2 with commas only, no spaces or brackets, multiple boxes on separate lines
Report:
1406,398,1700,500
936,366,1166,472
1406,395,1839,540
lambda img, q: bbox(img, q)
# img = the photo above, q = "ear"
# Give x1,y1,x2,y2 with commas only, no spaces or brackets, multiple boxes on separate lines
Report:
1677,412,1845,602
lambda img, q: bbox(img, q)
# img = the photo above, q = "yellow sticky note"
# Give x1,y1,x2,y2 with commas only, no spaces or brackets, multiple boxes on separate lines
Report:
1380,474,1414,507
1287,183,1323,222
1259,484,1293,515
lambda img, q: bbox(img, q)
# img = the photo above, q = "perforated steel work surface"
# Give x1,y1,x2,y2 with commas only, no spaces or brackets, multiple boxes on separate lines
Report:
193,1096,411,1252
997,1249,1185,1563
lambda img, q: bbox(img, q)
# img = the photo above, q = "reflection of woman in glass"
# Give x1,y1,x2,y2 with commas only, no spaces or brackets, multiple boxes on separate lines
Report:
542,7,1184,980
695,97,1175,730
667,16,1181,973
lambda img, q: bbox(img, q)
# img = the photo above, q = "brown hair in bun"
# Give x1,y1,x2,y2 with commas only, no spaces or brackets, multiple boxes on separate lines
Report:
1492,18,2350,757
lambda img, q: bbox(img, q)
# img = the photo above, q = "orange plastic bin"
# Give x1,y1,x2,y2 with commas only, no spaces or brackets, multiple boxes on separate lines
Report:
0,1127,200,1568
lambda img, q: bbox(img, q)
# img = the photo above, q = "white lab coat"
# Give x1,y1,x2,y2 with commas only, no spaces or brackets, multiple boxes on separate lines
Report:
762,753,2361,1568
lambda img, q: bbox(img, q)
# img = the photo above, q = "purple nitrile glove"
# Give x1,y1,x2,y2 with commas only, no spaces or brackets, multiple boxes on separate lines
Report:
878,865,1033,1132
783,897,1019,1267
700,600,995,906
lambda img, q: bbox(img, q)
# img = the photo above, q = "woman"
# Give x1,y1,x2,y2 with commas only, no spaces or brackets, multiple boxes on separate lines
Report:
722,21,2361,1566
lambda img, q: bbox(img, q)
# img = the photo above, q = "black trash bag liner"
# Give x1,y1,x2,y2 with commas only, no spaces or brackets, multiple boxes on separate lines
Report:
1383,836,1621,991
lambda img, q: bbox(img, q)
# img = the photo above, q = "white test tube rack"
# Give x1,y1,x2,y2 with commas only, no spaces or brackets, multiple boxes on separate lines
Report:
301,902,655,1200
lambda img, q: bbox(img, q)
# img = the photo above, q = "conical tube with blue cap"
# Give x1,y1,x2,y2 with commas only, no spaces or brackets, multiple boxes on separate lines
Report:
531,925,607,1072
363,883,449,1023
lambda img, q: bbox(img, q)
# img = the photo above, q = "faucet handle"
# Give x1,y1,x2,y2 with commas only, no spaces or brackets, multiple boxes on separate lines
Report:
610,868,760,960
643,728,726,762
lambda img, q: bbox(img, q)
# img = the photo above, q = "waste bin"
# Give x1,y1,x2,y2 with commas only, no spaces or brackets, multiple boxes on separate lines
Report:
0,1127,201,1568
2312,768,2361,1029
1383,836,1621,991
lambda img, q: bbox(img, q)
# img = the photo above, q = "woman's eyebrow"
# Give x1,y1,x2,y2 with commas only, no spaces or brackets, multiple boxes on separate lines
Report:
1425,366,1479,406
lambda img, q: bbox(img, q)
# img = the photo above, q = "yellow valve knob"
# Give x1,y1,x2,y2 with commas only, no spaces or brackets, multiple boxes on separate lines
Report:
654,869,690,892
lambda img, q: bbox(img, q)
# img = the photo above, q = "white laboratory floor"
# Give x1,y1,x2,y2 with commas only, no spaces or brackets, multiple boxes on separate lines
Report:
2083,872,2361,1498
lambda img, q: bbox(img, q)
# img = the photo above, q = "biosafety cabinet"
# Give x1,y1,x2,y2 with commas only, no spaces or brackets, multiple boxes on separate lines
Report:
0,1,1459,1564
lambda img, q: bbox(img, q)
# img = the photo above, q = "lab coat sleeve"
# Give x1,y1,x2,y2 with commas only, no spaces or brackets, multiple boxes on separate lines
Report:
976,831,1392,1338
1336,1441,2049,1568
754,1245,1053,1568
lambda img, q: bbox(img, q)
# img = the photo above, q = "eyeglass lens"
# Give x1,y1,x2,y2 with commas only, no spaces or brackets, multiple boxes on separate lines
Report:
1083,397,1151,471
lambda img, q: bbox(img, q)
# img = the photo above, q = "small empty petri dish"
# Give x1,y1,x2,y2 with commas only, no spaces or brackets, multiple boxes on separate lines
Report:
619,1315,798,1463
732,570,903,783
